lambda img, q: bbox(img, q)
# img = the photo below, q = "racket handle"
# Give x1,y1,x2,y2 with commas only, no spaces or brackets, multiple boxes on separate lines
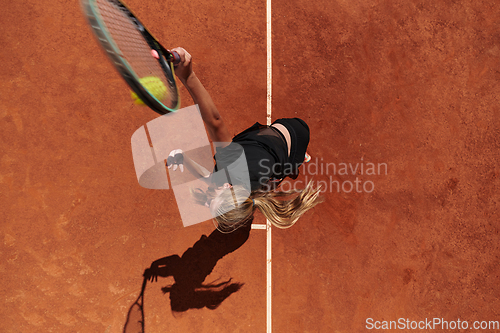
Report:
170,51,181,65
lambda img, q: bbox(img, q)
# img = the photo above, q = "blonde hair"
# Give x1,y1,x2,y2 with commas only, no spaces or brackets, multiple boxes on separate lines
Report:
191,180,323,233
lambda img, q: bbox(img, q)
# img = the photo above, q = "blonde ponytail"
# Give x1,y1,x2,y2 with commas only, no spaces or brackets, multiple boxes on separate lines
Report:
212,180,323,232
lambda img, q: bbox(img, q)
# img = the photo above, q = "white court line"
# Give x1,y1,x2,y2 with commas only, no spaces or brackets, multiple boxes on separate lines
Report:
266,0,272,331
251,223,267,230
266,218,272,333
266,0,272,127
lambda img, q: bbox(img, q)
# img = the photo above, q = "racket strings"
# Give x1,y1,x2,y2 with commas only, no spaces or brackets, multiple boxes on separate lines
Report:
94,0,176,104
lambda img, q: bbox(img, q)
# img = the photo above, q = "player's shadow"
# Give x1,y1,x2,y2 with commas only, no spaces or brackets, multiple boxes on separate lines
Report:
143,220,252,312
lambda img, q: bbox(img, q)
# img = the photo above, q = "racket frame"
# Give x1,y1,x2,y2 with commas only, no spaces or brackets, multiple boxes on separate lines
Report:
81,0,180,114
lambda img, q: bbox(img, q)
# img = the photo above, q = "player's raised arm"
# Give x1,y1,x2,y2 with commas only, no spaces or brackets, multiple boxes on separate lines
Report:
171,47,231,146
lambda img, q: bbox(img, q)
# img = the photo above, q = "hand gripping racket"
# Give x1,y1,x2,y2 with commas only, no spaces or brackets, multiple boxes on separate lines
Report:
81,0,181,114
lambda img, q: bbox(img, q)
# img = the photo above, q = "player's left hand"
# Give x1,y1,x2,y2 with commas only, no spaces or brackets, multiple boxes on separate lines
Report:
166,149,184,172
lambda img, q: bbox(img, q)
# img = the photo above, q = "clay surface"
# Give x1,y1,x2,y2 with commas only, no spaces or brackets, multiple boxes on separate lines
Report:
1,0,499,332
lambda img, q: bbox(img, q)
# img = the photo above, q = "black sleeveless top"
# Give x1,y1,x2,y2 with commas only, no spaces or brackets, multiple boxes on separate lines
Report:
212,122,292,191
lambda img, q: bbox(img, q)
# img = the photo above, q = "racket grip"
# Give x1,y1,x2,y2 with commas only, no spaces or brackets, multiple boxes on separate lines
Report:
170,51,181,65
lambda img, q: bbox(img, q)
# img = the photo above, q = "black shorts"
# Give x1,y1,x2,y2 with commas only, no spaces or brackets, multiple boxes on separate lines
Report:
272,118,310,170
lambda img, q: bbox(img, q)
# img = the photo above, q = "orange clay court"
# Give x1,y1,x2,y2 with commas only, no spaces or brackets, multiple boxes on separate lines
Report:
1,0,500,332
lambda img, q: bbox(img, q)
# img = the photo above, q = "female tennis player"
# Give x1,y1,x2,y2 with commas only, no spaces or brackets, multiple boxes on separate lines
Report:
170,47,323,233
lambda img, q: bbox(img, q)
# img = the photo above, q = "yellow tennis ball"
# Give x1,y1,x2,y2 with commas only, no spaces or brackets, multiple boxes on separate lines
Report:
131,76,168,105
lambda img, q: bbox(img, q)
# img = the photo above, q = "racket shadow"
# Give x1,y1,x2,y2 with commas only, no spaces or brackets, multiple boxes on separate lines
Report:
123,277,147,333
143,220,251,313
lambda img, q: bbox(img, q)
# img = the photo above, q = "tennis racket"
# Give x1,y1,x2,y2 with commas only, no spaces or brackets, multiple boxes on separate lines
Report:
81,0,180,114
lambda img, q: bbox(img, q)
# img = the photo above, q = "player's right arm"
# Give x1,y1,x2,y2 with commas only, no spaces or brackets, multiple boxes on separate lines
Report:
171,47,231,147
